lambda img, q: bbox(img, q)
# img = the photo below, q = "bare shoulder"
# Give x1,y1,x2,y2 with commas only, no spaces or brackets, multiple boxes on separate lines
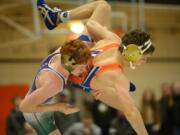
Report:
36,69,63,90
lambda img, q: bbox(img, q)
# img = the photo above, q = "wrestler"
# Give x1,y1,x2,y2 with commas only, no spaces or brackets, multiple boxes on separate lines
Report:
20,39,91,135
68,21,155,135
20,1,112,135
20,1,155,135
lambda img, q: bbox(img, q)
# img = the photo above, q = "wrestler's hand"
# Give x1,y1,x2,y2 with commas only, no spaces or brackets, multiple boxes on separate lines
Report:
62,103,80,115
91,89,102,100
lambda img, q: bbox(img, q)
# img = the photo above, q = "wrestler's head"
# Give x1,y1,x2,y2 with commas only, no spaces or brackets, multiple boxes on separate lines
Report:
60,39,91,75
119,29,155,67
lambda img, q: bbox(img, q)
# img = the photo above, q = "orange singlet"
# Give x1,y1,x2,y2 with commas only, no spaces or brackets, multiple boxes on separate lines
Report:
68,43,136,93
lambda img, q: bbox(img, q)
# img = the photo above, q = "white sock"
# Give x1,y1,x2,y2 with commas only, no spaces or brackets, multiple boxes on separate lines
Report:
60,11,70,22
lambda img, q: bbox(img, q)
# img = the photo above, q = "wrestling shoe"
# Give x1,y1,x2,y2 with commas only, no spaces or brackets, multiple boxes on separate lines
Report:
37,0,62,30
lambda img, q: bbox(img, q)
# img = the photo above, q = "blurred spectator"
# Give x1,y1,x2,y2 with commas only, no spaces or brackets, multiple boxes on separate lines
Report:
172,81,180,135
6,96,25,135
141,88,160,135
109,111,135,135
159,83,174,135
92,101,117,135
64,112,102,135
54,89,80,133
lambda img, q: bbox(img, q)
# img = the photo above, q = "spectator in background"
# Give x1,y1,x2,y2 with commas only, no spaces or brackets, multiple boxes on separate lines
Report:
172,81,180,135
109,111,135,135
92,100,117,135
159,83,174,135
64,112,102,135
141,88,160,135
6,96,25,135
54,89,81,134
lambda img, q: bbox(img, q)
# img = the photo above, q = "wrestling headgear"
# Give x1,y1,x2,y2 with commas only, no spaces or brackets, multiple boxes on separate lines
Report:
61,47,83,71
122,40,152,62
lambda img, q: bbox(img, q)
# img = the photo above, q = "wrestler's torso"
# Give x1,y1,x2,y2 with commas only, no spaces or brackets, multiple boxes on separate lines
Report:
90,40,129,92
26,49,68,98
35,55,68,89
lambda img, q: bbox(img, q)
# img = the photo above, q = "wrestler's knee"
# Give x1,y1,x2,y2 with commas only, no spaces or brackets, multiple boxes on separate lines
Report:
98,0,111,12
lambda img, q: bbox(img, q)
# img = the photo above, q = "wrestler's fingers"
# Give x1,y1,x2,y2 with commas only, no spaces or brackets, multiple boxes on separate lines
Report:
91,90,102,99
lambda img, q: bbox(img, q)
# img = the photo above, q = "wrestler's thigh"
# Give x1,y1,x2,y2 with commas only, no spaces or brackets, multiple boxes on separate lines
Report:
23,112,58,135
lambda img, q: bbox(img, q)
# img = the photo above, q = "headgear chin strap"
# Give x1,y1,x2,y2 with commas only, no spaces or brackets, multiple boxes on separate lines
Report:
122,39,152,62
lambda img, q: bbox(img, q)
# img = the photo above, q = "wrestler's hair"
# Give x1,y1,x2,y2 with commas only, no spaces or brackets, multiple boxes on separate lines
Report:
60,39,91,64
119,29,155,54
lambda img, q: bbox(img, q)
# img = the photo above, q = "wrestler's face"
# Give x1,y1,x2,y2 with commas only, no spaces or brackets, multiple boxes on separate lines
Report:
71,64,87,76
134,54,151,66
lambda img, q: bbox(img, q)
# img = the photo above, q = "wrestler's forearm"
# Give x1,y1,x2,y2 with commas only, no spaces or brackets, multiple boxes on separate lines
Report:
115,85,148,135
124,107,148,135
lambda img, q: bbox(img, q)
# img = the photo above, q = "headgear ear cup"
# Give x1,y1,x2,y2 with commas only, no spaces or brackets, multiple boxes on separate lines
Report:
122,44,143,62
62,55,76,71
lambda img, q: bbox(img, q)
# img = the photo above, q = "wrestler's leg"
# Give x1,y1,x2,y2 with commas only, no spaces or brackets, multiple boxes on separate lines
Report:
37,0,111,30
23,112,61,135
69,0,111,43
69,0,111,26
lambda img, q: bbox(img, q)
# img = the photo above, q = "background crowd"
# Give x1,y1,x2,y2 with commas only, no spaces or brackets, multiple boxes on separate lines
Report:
6,81,180,135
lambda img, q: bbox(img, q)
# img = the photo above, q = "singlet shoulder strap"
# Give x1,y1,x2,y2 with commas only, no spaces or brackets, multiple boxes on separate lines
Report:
48,67,66,85
46,52,66,85
89,63,122,89
96,63,123,76
92,43,120,66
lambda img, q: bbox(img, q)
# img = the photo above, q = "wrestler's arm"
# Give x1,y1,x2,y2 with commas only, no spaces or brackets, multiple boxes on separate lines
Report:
20,72,79,114
114,73,148,135
86,20,121,43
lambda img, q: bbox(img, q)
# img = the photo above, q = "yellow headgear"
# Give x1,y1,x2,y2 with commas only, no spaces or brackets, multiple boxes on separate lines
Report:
61,47,83,71
61,55,76,71
122,44,142,62
122,40,152,62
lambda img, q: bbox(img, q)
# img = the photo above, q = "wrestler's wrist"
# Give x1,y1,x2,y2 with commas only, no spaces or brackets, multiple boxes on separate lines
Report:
55,103,67,113
61,103,68,113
